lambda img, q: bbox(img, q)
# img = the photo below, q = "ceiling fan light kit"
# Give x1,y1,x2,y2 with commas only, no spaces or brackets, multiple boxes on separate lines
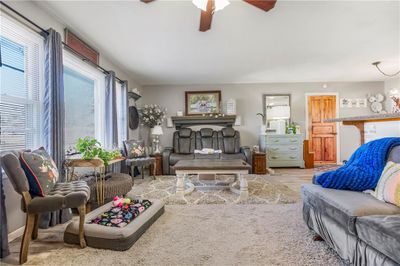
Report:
192,0,230,12
141,0,277,32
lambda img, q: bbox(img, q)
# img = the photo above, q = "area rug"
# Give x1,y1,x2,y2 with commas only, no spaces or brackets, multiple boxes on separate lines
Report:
129,175,300,205
4,204,341,266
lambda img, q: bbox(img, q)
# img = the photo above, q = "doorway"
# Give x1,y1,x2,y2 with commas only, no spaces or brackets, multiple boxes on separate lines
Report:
307,95,338,164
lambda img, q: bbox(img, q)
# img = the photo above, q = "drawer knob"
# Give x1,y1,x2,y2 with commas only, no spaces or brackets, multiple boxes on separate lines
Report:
290,156,297,159
290,147,297,150
271,156,279,159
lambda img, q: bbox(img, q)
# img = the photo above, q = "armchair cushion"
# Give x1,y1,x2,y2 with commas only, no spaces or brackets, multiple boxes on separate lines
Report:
20,148,58,197
1,152,29,195
26,181,89,213
124,140,146,159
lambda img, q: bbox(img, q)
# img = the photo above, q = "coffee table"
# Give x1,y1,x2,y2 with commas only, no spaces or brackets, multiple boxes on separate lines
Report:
173,159,252,201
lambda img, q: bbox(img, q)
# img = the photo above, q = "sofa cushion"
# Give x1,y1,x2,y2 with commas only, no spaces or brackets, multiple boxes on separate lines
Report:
20,148,59,197
221,127,236,137
301,184,400,235
388,145,400,163
178,128,192,138
220,153,246,161
199,128,213,137
356,215,400,263
169,153,195,165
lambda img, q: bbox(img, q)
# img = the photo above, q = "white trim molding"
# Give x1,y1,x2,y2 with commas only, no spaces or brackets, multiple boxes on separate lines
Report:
305,92,341,164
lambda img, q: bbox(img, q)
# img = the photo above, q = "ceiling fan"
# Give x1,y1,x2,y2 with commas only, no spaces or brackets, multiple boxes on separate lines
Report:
140,0,277,32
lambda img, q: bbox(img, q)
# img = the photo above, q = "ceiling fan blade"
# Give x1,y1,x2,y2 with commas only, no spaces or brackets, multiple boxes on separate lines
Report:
199,0,214,32
140,0,155,3
243,0,277,12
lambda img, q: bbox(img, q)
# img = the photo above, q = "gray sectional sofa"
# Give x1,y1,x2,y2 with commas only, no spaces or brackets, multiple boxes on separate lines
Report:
162,127,252,175
301,147,400,265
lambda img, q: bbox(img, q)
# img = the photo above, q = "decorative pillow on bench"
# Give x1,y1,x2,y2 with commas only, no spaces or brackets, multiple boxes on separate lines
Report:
124,140,146,159
20,147,59,197
373,161,400,207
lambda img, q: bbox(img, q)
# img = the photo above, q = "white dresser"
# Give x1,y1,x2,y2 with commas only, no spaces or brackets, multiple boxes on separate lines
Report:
259,134,304,168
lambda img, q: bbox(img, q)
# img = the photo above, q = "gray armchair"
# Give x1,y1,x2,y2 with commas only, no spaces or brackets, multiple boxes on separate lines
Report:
1,151,89,264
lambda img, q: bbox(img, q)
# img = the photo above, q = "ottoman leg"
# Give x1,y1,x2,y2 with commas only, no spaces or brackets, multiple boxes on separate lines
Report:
78,204,87,248
130,166,135,179
141,166,144,179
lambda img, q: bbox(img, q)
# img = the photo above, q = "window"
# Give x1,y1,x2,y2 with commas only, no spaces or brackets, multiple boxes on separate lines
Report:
63,51,105,149
0,15,44,153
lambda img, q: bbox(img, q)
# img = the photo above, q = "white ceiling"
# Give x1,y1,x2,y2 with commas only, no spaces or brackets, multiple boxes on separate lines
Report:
36,0,399,85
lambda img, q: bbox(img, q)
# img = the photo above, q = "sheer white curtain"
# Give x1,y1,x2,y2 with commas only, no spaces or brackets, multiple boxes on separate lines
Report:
116,81,128,148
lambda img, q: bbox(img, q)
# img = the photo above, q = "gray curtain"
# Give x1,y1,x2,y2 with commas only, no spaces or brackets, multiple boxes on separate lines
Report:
121,80,129,141
104,71,118,150
0,161,10,258
121,80,129,174
42,28,72,228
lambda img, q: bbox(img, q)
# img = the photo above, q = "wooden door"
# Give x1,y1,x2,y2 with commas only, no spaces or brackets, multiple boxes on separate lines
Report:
308,95,337,164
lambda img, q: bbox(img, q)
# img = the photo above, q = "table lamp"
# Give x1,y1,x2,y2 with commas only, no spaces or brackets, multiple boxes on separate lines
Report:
151,125,163,154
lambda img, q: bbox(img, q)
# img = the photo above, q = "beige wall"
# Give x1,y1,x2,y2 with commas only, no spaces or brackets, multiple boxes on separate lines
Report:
141,81,385,162
2,1,140,233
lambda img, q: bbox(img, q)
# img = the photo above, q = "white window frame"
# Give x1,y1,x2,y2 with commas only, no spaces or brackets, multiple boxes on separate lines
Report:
63,50,106,144
0,13,44,152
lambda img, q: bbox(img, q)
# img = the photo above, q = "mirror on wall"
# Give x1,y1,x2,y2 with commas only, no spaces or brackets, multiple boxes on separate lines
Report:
263,94,291,134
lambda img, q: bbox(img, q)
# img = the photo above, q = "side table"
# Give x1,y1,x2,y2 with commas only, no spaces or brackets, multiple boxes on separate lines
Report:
252,152,267,174
150,153,163,176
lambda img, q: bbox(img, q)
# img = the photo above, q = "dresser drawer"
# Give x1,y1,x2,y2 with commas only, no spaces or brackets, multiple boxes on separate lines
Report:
268,153,302,161
267,145,300,153
266,136,301,145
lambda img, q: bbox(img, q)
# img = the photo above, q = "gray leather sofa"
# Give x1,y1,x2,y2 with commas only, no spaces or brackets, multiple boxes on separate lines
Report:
301,146,400,265
162,127,252,175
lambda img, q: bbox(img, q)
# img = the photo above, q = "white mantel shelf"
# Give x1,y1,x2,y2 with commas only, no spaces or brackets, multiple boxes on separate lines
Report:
325,113,400,144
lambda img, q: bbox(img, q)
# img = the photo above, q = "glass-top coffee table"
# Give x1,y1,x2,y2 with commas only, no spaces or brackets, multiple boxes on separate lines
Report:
172,159,252,201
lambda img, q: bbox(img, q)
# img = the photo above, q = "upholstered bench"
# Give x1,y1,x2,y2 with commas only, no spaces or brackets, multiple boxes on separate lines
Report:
64,199,165,250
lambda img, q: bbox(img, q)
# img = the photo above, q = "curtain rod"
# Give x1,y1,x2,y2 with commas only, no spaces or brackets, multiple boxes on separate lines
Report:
0,1,125,84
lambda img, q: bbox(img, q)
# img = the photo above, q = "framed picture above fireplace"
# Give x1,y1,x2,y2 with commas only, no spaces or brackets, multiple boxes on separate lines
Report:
185,90,221,116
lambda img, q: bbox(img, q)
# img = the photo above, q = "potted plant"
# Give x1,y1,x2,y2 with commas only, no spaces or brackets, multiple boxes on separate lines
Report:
76,137,121,167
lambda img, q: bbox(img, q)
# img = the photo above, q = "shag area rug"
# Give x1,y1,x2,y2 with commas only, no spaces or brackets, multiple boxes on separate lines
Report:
5,204,341,266
129,175,300,205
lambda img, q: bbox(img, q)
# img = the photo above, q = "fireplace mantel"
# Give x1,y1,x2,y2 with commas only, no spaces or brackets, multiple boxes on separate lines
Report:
171,115,237,129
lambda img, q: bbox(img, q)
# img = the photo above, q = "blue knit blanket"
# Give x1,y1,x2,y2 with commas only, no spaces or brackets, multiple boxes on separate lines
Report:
315,137,400,191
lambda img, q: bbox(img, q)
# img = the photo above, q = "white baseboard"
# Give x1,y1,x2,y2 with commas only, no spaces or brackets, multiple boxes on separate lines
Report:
8,226,25,242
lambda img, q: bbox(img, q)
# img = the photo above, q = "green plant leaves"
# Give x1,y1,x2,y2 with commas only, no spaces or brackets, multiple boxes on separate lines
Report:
75,137,121,167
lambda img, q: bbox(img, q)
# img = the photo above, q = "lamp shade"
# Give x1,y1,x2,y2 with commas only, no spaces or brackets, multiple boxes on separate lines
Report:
151,125,163,135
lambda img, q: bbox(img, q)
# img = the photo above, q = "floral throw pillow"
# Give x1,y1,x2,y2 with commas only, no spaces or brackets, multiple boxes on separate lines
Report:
20,147,59,197
124,140,146,159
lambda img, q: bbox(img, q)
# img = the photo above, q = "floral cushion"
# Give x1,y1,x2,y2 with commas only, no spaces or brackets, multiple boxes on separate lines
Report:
20,147,59,197
88,199,152,227
124,140,146,159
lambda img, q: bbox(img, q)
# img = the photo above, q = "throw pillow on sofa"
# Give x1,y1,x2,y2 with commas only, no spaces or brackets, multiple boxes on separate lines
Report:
373,161,400,207
124,140,146,159
20,147,59,197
